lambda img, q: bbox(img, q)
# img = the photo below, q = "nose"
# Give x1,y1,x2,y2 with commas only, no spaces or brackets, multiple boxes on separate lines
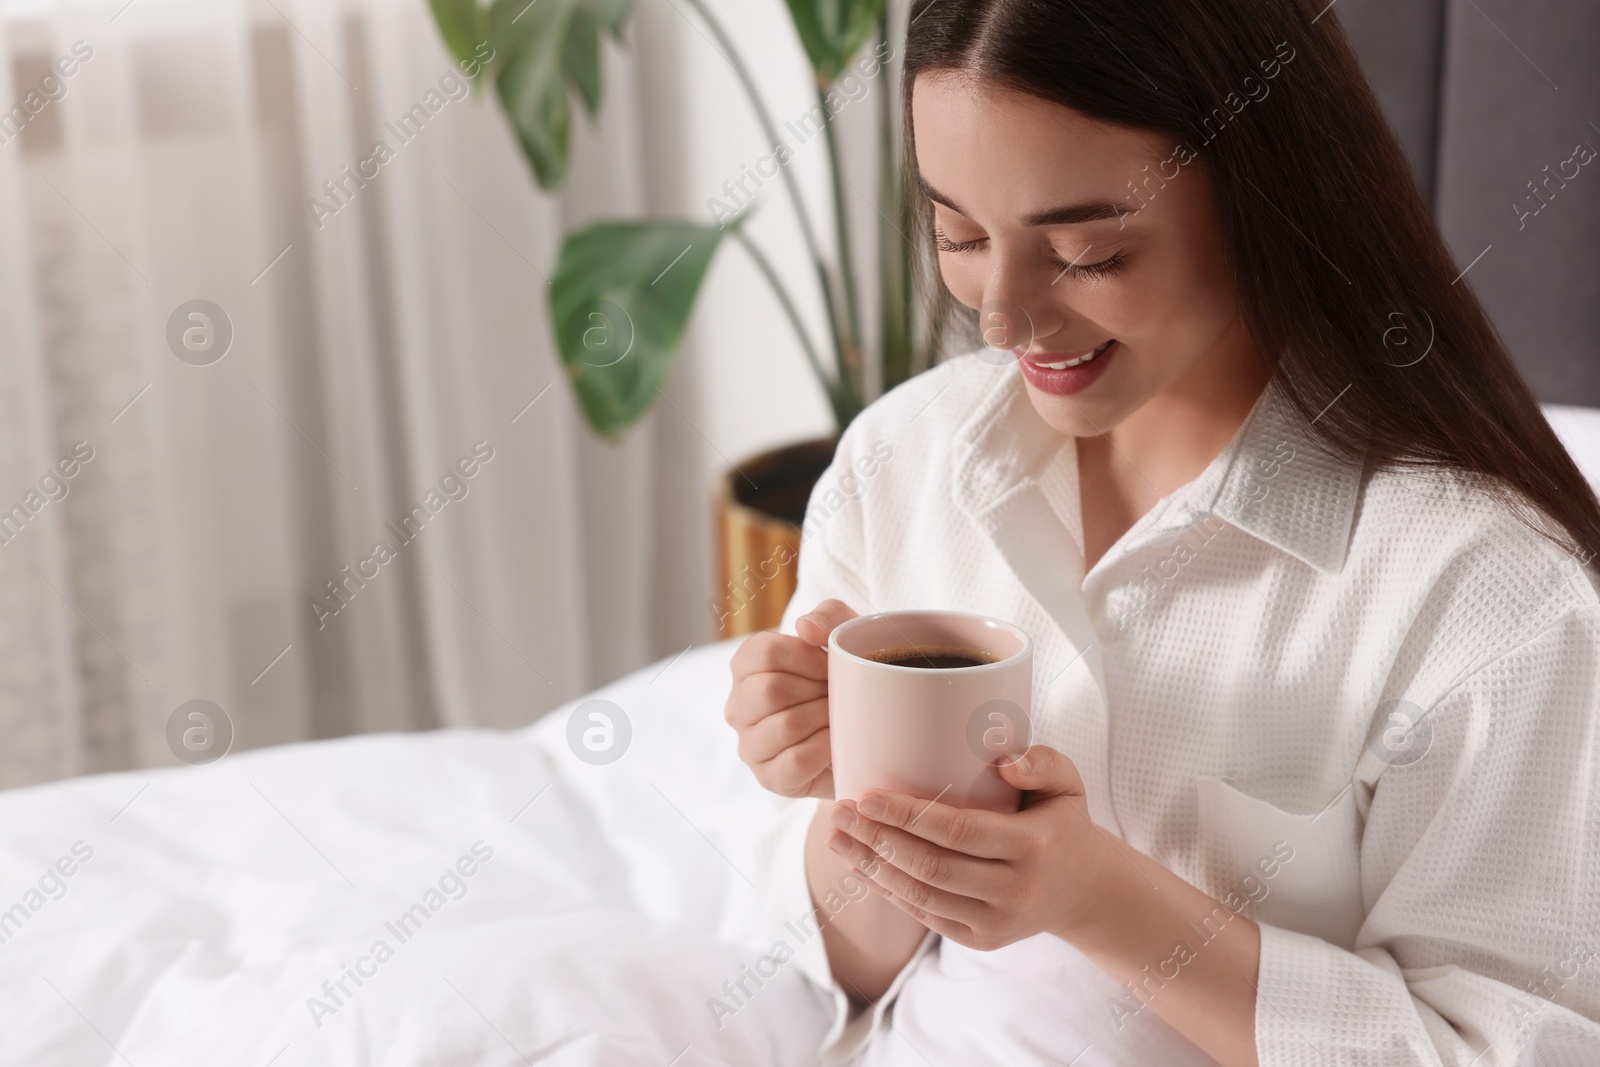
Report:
977,300,1037,353
982,258,1065,354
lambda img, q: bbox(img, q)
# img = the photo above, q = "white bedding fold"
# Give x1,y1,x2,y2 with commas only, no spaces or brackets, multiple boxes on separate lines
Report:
0,640,831,1066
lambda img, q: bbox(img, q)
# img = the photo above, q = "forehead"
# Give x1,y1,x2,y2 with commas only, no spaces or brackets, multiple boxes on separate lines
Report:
911,70,1169,213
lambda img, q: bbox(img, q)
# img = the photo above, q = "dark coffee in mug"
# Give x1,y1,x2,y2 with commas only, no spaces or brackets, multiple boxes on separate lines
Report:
865,645,998,669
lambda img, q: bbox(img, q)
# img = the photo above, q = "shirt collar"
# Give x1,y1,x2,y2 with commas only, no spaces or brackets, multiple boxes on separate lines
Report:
950,361,1364,575
1203,376,1364,574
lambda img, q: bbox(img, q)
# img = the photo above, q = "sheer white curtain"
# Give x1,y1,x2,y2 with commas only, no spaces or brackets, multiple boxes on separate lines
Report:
0,0,664,786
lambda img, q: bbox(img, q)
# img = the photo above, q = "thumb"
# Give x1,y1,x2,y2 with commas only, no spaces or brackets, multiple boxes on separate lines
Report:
997,744,1083,797
794,598,859,648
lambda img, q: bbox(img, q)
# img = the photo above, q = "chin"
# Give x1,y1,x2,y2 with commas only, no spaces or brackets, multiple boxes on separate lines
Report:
1022,385,1131,438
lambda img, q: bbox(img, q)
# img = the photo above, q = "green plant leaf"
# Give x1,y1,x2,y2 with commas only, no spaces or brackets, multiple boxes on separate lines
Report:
584,0,636,37
490,0,582,188
550,220,732,439
429,0,489,69
567,0,638,119
564,6,601,117
487,0,638,187
784,0,886,82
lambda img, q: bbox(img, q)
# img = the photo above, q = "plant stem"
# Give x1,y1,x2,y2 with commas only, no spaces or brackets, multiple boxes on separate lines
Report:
732,229,846,423
680,0,849,409
876,11,910,398
818,81,864,400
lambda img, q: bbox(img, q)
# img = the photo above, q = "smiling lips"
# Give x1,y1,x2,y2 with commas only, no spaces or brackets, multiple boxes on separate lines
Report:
1016,339,1114,369
1013,339,1118,396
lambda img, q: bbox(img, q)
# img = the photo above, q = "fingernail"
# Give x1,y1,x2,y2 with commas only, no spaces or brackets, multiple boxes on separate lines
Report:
831,804,857,830
859,794,886,818
828,831,850,854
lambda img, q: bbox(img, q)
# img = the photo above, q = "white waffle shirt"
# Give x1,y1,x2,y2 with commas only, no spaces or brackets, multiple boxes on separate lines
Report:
755,351,1600,1066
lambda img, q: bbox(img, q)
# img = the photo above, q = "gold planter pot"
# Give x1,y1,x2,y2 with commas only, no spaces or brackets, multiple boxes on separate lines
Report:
712,436,837,638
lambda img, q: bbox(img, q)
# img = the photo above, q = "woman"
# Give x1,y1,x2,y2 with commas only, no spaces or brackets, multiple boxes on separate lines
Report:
725,1,1600,1063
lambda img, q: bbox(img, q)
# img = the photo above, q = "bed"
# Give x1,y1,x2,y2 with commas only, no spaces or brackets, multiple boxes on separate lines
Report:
4,406,1599,1066
0,639,833,1065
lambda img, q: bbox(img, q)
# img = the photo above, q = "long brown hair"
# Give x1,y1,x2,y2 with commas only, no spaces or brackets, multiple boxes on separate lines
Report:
902,0,1600,567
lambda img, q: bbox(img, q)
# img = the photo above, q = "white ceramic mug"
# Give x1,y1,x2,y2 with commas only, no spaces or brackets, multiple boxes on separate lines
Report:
828,610,1033,813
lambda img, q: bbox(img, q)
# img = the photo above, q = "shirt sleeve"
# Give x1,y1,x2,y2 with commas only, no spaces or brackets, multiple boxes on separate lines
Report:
1254,604,1600,1065
748,442,941,1066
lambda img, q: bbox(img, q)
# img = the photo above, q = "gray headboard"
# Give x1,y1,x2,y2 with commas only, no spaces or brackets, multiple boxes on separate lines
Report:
1337,1,1600,406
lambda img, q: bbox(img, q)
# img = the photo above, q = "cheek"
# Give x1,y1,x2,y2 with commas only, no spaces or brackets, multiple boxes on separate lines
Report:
1118,243,1236,356
1162,254,1239,355
938,254,986,310
1145,192,1242,349
1070,284,1139,338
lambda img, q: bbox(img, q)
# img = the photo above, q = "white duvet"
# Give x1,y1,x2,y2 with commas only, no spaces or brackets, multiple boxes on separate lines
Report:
0,639,833,1066
0,638,1233,1067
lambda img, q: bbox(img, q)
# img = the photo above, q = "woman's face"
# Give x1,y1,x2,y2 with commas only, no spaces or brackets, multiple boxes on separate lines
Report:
911,71,1261,438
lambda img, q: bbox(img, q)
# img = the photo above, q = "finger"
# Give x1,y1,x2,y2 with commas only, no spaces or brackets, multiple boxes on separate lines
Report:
834,800,1005,898
738,699,828,762
793,599,858,648
726,672,827,728
852,790,1025,860
996,744,1085,800
856,865,975,943
826,828,989,926
758,728,831,792
730,630,828,683
806,767,834,800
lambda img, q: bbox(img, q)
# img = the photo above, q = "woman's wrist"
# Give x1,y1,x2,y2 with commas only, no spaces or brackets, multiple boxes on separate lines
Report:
1051,830,1263,1067
807,799,929,1003
1048,823,1144,948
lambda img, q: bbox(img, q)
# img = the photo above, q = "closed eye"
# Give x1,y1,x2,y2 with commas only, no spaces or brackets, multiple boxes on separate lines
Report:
933,227,1126,280
933,228,985,254
1050,247,1126,281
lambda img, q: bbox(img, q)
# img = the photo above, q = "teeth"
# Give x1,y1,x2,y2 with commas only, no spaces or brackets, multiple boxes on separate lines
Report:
1038,340,1112,370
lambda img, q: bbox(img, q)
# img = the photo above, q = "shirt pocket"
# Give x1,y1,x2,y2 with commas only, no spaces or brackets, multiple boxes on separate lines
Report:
1193,774,1365,949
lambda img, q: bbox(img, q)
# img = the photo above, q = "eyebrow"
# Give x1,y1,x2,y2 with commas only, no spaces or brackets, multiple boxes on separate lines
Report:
915,172,1135,226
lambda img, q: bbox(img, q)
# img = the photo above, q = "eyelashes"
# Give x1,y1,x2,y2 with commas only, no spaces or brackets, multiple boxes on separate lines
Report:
932,227,1127,280
932,227,984,255
1052,248,1126,281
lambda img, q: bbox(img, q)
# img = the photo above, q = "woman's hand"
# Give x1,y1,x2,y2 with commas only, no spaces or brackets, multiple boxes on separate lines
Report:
725,599,858,799
824,743,1118,950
